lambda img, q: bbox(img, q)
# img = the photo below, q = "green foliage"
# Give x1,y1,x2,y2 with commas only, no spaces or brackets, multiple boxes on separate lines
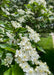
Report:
0,43,15,53
38,35,53,49
38,34,54,74
4,64,24,75
24,1,54,32
0,0,54,75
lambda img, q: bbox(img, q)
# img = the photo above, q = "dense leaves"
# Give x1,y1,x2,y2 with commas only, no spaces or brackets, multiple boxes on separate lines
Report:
0,0,54,75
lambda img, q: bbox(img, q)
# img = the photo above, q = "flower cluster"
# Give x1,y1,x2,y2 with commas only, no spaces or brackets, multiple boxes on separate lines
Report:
2,53,13,67
0,0,52,75
1,7,10,15
15,34,51,75
17,9,34,23
0,26,4,42
26,26,40,43
11,21,22,28
29,0,46,7
0,19,51,74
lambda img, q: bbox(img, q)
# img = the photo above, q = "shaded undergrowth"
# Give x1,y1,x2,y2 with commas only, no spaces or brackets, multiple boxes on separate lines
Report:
38,35,54,74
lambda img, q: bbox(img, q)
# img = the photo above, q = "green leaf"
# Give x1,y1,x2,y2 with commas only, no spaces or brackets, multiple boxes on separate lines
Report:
37,46,46,53
0,21,4,24
4,64,24,75
14,27,27,33
0,43,15,53
12,64,24,75
4,68,12,75
0,65,8,75
0,49,3,58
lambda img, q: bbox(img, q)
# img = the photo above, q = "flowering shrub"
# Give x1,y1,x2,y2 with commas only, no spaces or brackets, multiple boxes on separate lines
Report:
0,0,53,33
46,0,54,31
24,0,54,32
0,0,53,75
1,0,54,33
0,20,51,75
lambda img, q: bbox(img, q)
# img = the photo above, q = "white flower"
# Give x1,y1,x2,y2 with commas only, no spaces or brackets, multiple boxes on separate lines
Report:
6,32,14,39
41,9,45,14
0,27,4,33
49,5,53,9
4,53,13,67
26,26,40,43
14,26,51,75
11,21,22,28
19,62,31,72
17,9,25,15
11,13,17,17
15,35,51,75
35,62,51,74
0,38,3,42
29,0,46,7
26,68,35,75
1,7,10,15
15,57,22,63
26,10,34,15
29,0,35,4
18,16,25,23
